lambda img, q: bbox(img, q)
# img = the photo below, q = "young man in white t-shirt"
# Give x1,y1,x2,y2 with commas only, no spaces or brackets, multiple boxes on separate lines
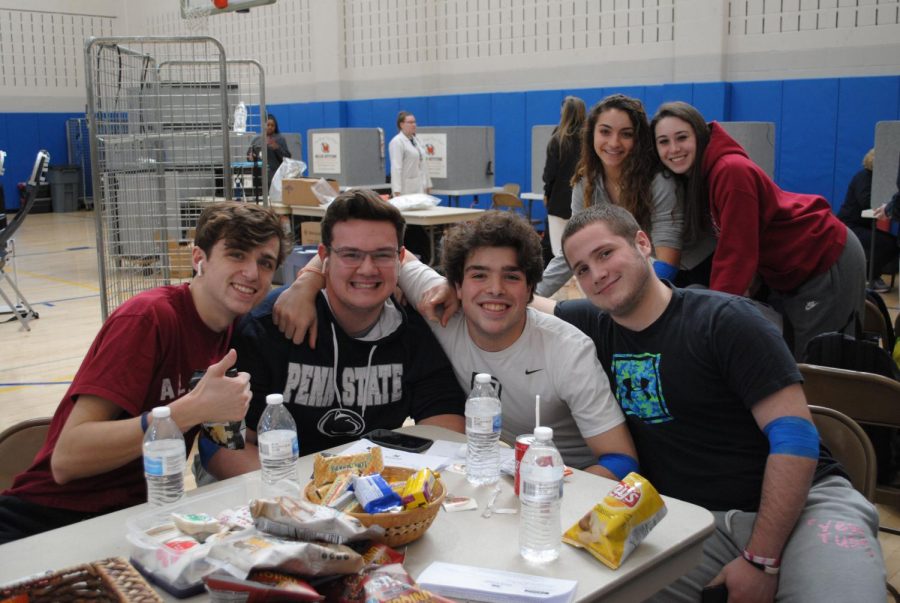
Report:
273,209,637,478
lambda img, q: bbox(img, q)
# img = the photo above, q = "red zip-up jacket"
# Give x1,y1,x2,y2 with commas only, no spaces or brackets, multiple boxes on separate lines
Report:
703,122,845,294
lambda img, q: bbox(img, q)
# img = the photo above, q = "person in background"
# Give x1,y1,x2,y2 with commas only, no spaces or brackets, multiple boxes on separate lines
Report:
652,101,866,359
837,149,897,293
389,111,431,197
203,190,464,479
871,152,900,289
542,95,586,257
546,203,885,602
0,202,289,544
249,113,291,186
536,94,699,297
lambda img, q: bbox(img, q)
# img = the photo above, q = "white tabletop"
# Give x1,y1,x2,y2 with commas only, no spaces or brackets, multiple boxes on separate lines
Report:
521,192,544,201
286,204,484,227
430,187,503,197
184,196,292,216
0,426,714,602
338,183,392,192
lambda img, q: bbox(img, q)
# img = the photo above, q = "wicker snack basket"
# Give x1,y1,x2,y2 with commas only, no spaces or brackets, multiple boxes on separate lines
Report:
0,557,162,603
304,465,445,547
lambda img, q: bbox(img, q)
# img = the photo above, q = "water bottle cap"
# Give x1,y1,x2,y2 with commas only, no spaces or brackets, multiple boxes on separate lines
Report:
534,426,553,441
151,406,171,419
266,393,284,405
475,373,491,384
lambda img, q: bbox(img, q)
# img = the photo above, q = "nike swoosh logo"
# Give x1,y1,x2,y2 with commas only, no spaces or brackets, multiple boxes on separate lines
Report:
525,369,543,375
804,301,819,311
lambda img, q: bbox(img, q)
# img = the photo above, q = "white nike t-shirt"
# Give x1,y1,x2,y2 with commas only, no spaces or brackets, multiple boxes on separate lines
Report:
400,259,625,468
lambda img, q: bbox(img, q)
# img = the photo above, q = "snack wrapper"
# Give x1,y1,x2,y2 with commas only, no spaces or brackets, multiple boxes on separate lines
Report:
352,474,403,514
208,530,364,576
314,448,384,486
401,468,436,509
205,570,324,601
562,472,667,569
319,562,453,603
322,472,355,506
317,543,406,602
172,512,222,542
250,496,384,544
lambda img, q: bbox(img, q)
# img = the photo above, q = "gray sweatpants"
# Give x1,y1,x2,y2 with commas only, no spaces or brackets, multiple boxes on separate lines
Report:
773,226,867,360
647,475,886,602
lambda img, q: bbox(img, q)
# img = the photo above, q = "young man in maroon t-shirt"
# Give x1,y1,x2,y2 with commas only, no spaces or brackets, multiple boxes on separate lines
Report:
0,201,289,544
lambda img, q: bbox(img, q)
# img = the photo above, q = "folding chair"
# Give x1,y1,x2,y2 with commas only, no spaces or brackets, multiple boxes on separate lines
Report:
491,185,541,228
798,363,900,509
0,417,51,490
808,405,899,602
0,151,50,331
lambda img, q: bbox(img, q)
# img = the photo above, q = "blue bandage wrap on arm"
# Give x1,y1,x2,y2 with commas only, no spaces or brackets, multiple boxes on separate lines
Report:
197,433,222,469
597,453,639,480
763,416,819,459
653,260,678,281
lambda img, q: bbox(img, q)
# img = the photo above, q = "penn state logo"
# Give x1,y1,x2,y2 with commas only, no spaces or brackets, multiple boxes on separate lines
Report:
317,407,365,437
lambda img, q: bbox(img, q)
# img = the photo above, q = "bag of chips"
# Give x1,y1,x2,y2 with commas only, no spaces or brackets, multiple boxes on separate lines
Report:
562,472,667,569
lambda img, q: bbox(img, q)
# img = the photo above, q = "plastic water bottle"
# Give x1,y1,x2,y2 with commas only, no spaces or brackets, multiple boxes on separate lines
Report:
233,101,247,133
142,406,186,506
519,426,564,563
465,373,502,486
257,393,299,486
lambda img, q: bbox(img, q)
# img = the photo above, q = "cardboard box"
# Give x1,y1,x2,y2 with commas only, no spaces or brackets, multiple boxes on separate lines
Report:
281,178,339,206
167,242,193,279
161,228,195,280
301,221,322,245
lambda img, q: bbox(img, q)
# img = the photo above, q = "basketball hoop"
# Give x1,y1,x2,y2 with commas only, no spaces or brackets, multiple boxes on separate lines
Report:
180,0,275,29
181,0,214,33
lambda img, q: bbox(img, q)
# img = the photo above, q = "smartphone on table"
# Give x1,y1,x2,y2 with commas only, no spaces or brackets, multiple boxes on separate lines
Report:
363,429,434,453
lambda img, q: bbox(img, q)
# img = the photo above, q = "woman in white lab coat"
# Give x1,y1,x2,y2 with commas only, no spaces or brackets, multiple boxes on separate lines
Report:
389,111,432,196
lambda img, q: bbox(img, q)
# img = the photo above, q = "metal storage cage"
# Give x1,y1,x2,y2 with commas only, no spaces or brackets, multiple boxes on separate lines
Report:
84,37,235,319
157,58,268,204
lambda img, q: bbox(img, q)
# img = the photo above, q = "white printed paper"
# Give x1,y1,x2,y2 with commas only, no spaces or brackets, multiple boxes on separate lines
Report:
311,132,341,174
416,133,447,179
417,561,577,603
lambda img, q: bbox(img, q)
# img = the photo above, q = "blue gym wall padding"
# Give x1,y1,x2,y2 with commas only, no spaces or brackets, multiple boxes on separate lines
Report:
4,76,900,212
730,80,784,182
833,76,900,208
780,78,840,206
691,82,730,122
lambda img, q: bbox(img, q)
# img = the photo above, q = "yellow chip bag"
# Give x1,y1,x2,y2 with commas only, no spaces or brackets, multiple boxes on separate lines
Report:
562,472,667,569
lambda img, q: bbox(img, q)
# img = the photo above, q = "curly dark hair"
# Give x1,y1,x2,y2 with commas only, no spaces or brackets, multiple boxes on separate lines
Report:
195,201,290,267
650,101,712,245
441,211,543,300
573,94,662,233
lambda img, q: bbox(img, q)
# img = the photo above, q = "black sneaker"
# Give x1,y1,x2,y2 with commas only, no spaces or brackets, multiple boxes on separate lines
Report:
871,277,891,293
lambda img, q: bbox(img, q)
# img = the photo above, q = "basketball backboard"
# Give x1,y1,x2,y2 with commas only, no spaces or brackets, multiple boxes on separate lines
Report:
180,0,276,18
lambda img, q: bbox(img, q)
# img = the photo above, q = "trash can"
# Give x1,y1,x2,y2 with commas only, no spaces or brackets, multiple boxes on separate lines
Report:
48,165,82,212
274,245,318,285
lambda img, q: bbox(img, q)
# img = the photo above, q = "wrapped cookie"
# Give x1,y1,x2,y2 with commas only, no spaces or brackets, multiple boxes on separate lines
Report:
313,448,384,487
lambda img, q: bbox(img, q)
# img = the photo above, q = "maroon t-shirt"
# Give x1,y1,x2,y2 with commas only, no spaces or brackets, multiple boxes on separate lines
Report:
5,284,231,513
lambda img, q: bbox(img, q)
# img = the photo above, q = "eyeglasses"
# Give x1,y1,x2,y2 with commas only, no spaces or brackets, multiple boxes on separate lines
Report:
328,247,400,267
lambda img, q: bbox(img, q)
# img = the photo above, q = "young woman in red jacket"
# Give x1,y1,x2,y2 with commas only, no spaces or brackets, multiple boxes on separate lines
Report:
651,101,865,359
